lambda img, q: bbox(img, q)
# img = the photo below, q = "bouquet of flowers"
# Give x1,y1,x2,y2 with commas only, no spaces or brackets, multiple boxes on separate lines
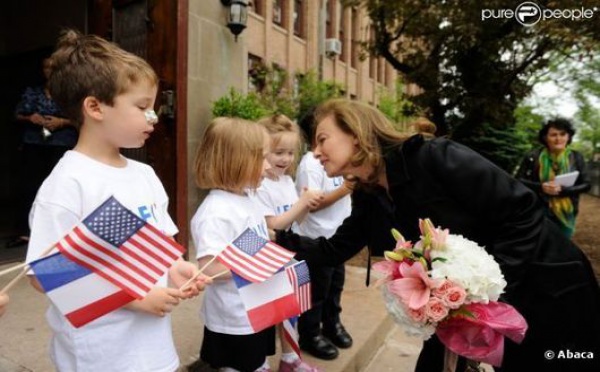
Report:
373,219,528,367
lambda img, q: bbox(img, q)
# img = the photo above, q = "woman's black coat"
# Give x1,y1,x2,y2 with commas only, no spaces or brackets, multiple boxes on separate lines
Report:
278,135,600,371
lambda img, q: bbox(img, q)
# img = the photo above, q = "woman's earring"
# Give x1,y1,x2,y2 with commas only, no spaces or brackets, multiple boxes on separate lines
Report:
145,110,159,125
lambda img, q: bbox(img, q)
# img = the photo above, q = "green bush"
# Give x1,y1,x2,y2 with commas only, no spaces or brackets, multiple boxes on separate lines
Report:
211,88,270,120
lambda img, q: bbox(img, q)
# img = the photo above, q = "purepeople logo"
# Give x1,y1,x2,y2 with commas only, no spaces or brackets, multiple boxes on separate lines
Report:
482,1,599,27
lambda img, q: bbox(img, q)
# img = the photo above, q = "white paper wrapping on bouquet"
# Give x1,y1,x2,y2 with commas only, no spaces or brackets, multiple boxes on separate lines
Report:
429,234,506,304
382,284,436,339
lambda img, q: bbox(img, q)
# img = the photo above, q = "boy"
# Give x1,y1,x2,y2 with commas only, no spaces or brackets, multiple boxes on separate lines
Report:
25,30,207,372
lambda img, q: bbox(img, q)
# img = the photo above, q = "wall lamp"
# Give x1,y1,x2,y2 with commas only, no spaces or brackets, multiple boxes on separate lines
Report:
220,0,248,41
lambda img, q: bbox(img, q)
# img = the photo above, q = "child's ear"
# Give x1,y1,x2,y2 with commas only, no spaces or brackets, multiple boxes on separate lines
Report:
82,96,103,121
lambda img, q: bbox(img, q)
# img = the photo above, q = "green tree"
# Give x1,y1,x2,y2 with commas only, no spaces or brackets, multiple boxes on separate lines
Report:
343,0,600,159
377,79,421,132
296,70,343,122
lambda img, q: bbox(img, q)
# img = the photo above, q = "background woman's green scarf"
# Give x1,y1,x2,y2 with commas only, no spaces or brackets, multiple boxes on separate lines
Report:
538,148,575,237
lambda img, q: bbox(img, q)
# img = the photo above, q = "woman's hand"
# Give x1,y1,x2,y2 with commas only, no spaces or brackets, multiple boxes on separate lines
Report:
29,113,46,125
542,181,562,196
43,116,68,130
300,188,325,211
125,286,184,317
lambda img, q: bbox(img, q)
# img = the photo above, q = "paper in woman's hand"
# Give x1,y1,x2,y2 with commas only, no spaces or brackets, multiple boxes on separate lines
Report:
554,171,579,187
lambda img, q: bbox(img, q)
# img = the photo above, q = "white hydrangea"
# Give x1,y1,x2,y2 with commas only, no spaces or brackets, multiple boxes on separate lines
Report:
430,234,506,303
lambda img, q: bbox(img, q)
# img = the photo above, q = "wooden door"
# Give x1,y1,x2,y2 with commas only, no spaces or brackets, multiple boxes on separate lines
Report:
87,0,189,245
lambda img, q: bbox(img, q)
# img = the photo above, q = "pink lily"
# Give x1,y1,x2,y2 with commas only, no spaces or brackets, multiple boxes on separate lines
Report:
387,262,439,310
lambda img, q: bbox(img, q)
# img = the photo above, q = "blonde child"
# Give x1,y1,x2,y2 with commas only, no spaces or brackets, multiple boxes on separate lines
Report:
192,117,276,372
25,30,207,372
253,114,322,371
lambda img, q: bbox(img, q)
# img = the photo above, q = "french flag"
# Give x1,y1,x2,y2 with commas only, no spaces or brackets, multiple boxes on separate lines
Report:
233,270,301,332
29,251,135,328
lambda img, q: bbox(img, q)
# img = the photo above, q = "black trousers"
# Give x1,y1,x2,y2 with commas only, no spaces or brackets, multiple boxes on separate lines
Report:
298,263,345,340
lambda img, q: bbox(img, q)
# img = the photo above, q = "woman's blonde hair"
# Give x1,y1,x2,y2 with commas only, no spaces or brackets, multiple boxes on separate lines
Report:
314,98,409,183
194,117,268,193
257,114,302,176
410,117,437,138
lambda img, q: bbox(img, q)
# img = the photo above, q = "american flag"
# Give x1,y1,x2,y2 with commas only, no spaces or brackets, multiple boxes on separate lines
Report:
55,196,184,299
217,228,295,283
286,261,312,313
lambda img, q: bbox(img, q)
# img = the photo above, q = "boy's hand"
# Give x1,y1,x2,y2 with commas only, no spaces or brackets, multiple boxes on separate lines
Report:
126,287,183,317
0,293,9,317
169,260,212,299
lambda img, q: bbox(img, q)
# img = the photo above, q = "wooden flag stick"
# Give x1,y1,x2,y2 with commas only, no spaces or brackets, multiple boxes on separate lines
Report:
209,270,229,280
179,255,219,291
0,243,61,294
0,268,28,295
0,262,28,278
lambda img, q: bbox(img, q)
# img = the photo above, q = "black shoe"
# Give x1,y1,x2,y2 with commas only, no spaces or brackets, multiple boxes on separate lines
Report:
323,322,353,349
300,334,339,360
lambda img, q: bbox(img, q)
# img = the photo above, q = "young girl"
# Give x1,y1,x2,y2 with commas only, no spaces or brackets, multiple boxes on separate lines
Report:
191,117,276,372
254,114,324,231
253,114,322,371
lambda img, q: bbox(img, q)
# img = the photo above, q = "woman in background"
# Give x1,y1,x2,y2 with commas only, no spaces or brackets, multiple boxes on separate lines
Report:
516,118,590,238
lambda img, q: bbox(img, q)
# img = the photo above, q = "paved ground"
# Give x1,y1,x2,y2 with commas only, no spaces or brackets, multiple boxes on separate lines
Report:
1,194,598,371
0,266,411,372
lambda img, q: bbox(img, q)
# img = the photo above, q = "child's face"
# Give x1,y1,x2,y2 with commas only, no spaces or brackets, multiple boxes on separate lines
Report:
266,132,297,176
101,80,158,149
261,137,273,180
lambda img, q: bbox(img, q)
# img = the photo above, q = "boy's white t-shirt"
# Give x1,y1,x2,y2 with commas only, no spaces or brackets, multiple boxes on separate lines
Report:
294,152,351,239
254,175,299,229
25,151,179,372
191,189,270,335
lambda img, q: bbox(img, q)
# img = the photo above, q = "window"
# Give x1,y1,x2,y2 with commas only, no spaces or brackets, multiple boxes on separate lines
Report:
293,0,305,38
378,58,385,83
248,54,266,92
326,0,335,38
350,7,359,68
368,27,376,79
273,0,286,27
338,7,346,62
250,0,264,16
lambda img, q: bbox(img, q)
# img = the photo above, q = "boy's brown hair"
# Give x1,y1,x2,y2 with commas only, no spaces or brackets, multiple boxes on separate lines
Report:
257,114,302,176
47,29,158,129
195,117,268,193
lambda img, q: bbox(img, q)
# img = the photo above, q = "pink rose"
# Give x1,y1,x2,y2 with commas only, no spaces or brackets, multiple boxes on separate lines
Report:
425,297,449,322
406,305,427,323
433,280,467,309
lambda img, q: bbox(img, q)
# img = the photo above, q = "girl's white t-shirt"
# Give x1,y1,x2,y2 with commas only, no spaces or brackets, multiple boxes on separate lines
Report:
191,189,270,335
294,152,351,239
26,150,179,372
254,175,299,229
